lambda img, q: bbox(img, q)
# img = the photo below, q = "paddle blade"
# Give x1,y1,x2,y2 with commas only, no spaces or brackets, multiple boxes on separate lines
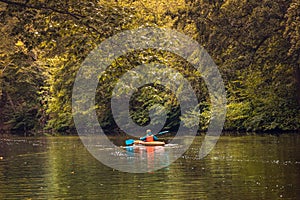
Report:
125,139,135,146
157,131,169,135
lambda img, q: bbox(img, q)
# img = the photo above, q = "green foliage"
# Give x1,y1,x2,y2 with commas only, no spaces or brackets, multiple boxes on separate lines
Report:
0,14,44,134
172,0,300,132
95,49,206,132
0,0,299,134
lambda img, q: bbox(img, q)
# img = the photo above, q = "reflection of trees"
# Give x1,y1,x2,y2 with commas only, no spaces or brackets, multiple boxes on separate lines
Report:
0,138,47,199
0,136,299,199
170,136,300,199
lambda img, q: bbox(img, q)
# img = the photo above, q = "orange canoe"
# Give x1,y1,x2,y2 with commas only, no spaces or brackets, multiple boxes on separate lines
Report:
134,140,165,146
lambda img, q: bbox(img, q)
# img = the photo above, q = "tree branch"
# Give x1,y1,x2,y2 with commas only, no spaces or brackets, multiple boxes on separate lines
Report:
0,0,84,19
0,0,102,36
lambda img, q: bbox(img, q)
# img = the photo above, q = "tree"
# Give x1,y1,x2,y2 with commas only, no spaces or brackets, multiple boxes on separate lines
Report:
0,4,43,133
0,0,135,133
170,0,300,131
1,0,299,134
284,0,300,105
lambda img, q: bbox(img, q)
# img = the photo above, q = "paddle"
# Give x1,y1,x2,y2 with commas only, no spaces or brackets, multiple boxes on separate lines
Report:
156,130,169,135
125,139,135,146
125,130,169,146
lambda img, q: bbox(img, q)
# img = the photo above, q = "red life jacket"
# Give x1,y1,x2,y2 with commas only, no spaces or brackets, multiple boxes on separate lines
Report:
146,135,154,142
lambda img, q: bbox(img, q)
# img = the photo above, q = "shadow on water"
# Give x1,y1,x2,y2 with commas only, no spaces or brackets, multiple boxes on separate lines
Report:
0,134,299,199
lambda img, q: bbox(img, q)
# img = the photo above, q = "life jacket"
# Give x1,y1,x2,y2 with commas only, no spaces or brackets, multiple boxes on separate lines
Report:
146,135,154,142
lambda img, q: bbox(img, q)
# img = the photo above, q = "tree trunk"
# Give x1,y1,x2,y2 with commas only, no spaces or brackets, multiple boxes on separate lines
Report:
6,91,16,113
0,89,6,131
296,66,300,105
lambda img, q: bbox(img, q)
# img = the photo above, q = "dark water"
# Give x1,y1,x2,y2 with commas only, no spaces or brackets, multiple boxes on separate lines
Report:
0,134,299,199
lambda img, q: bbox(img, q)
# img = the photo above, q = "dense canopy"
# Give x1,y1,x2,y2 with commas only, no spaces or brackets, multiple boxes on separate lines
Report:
0,0,299,135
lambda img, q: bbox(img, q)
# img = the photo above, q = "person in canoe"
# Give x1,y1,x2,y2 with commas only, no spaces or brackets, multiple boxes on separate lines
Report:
140,129,159,142
127,130,167,146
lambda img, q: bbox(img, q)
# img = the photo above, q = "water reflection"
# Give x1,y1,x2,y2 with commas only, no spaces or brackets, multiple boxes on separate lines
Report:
80,135,193,173
0,134,299,199
124,145,168,172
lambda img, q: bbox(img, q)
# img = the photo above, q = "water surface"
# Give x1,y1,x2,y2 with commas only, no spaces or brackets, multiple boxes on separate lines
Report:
0,134,299,199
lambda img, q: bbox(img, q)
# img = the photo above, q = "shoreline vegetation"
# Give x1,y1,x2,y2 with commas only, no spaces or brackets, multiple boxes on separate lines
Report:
0,130,299,138
0,0,299,136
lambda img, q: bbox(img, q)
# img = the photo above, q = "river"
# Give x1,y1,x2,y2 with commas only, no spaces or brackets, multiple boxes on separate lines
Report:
0,134,299,199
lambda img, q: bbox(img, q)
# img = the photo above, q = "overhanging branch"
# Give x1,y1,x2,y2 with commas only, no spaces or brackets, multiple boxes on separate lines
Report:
0,0,102,36
0,0,84,19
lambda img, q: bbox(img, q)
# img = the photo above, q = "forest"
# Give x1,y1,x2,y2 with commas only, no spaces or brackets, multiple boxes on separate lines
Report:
0,0,299,135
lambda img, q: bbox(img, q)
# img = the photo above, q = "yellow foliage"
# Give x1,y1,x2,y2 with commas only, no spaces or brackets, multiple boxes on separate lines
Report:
15,40,24,47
